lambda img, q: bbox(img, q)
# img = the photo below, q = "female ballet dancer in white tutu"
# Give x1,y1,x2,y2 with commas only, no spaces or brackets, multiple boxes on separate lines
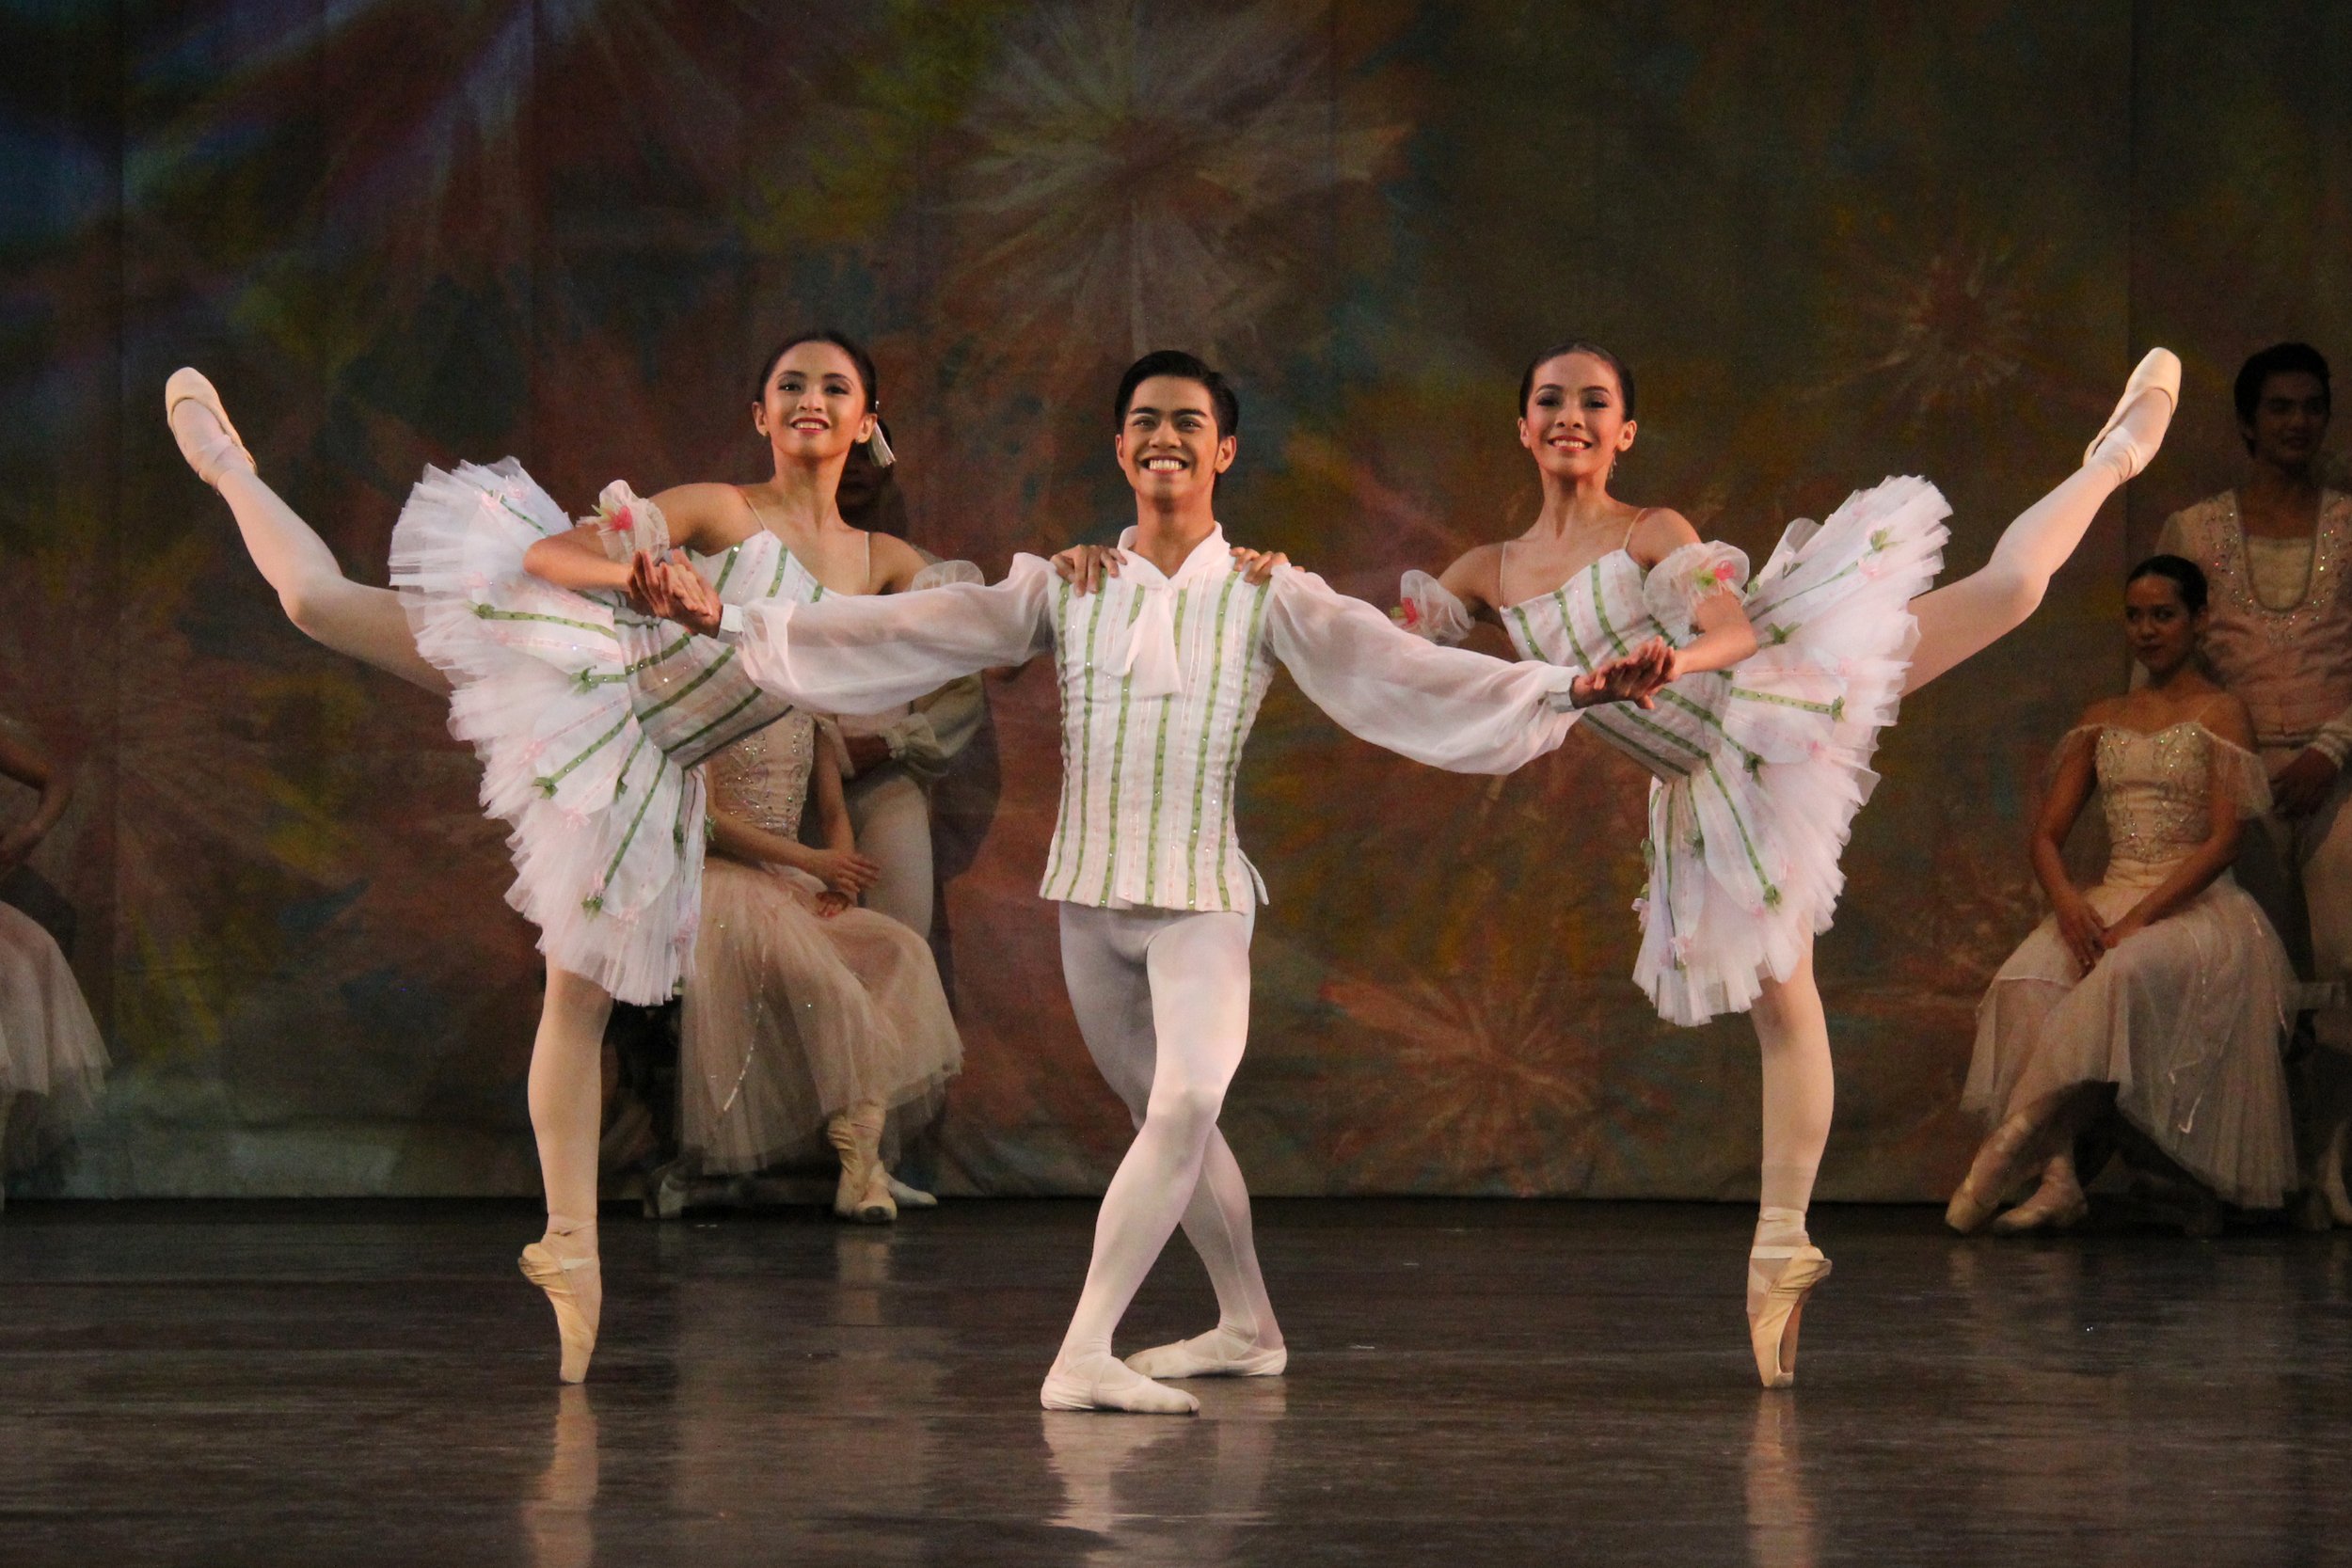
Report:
1366,339,2183,1386
1951,554,2296,1230
165,331,948,1379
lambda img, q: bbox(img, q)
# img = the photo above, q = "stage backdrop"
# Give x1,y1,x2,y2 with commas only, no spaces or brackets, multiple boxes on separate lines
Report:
5,2,2348,1198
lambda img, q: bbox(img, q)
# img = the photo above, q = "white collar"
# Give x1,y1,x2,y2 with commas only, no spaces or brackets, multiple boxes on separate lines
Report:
1114,522,1231,587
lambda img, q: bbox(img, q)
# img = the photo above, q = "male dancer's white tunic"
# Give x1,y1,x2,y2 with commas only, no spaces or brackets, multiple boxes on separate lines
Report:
711,524,1589,1392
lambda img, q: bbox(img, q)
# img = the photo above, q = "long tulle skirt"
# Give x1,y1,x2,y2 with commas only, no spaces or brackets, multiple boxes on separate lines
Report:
678,860,961,1175
1963,874,2297,1208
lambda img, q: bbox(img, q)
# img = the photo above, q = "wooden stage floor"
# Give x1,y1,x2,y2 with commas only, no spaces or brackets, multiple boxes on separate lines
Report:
3,1197,2348,1565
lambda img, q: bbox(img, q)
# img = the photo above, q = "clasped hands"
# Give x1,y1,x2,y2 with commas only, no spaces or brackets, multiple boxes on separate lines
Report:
2054,895,2145,975
628,549,725,635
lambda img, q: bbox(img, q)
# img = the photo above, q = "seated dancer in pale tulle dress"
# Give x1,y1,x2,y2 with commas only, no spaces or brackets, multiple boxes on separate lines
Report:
0,719,107,1197
164,331,942,1381
1375,340,2181,1386
683,708,961,1222
1949,555,2297,1232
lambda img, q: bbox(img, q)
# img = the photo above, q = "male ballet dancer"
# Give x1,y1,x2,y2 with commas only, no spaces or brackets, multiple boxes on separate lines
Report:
635,350,1670,1412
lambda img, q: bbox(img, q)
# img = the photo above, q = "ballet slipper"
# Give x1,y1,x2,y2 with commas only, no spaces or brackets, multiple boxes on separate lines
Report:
1040,1352,1200,1415
164,368,257,486
883,1171,938,1210
1747,1243,1832,1390
517,1235,602,1385
1946,1113,2041,1234
2082,347,2181,480
852,1161,897,1226
1989,1184,2090,1235
826,1104,891,1223
1124,1324,1287,1381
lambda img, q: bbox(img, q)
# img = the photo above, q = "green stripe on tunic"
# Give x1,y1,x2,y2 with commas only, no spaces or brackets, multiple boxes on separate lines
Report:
1095,591,1150,905
1142,587,1188,907
1185,576,1244,910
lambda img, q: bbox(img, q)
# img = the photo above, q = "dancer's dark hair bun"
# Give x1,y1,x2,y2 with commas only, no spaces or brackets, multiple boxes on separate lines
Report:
2126,553,2209,613
1519,340,1637,420
754,330,880,412
1115,350,1240,439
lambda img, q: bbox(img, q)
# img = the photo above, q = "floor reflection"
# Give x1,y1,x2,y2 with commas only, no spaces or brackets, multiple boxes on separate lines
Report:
1041,1380,1286,1564
524,1386,598,1568
1743,1396,1817,1568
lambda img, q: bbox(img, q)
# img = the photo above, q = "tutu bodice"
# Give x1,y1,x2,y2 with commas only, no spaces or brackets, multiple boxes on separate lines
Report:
705,709,820,839
2083,721,2273,891
1397,477,1950,1023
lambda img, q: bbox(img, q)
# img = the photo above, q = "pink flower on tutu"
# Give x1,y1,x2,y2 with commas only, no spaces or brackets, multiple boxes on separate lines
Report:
1696,558,1740,594
1391,599,1423,630
608,503,633,532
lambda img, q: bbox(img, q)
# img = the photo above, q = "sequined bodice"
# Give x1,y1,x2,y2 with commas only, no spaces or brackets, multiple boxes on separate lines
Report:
703,708,818,837
2169,491,2352,751
2096,723,2224,886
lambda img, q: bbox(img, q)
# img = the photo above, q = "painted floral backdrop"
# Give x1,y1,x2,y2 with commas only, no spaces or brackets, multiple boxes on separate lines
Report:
5,2,2347,1196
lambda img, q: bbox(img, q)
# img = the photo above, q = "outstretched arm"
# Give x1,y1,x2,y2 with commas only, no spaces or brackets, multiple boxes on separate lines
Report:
1263,567,1665,775
644,551,1057,712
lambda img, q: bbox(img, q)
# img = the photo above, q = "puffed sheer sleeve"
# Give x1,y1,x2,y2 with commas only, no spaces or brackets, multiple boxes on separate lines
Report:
1265,566,1582,775
1642,540,1753,640
1392,570,1476,646
2207,730,2279,819
726,554,1057,713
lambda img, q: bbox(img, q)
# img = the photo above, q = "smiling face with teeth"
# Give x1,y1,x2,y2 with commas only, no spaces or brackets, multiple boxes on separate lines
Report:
752,340,877,467
1518,350,1636,487
1116,373,1236,509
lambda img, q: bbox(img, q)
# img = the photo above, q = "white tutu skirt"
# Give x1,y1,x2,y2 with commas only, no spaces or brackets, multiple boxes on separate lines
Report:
1963,874,2297,1208
0,902,108,1166
678,859,961,1174
390,461,737,1005
1634,478,1949,1023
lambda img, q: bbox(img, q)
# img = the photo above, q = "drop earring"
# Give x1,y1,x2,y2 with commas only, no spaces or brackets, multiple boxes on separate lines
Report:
866,413,896,468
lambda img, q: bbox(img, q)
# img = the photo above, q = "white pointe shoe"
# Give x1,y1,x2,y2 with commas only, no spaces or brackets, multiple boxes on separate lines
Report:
2083,347,2181,479
1041,1353,1200,1415
1747,1245,1832,1390
518,1240,602,1385
164,367,256,486
884,1173,938,1210
1124,1325,1288,1381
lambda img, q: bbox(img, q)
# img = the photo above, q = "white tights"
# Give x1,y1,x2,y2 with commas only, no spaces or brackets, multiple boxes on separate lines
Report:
210,467,449,694
1750,409,2160,1263
1053,903,1277,1368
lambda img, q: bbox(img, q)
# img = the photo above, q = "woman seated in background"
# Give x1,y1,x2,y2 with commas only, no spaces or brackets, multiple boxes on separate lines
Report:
677,708,962,1223
1949,556,2297,1233
0,717,108,1201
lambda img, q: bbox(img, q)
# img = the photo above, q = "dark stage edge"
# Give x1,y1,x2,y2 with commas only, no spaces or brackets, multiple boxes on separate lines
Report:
4,1198,2350,1566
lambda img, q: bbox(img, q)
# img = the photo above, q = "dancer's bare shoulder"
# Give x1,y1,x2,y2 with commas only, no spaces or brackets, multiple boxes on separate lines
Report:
869,531,932,593
1625,506,1701,566
2196,689,2257,751
1437,542,1504,614
647,482,756,554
